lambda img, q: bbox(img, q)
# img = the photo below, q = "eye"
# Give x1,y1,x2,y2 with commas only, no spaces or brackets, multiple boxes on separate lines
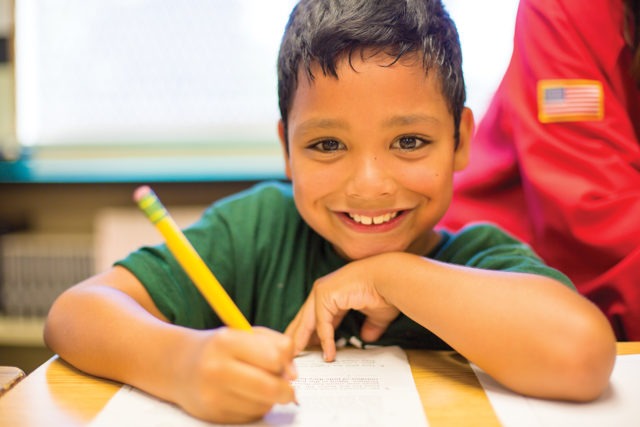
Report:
308,139,345,152
391,136,430,151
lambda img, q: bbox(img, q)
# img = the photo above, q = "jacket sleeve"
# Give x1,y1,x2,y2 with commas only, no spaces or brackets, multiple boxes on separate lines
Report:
503,0,640,338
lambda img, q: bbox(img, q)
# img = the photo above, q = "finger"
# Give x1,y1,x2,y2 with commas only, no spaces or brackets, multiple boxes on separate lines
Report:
314,299,347,362
285,297,318,355
252,326,295,358
208,327,296,387
225,361,297,406
283,307,303,338
216,387,274,420
189,354,291,423
317,322,336,362
234,328,297,379
205,383,281,424
252,327,298,380
208,342,295,407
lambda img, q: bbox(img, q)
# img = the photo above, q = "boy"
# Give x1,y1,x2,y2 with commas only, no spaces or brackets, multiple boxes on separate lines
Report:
44,0,616,424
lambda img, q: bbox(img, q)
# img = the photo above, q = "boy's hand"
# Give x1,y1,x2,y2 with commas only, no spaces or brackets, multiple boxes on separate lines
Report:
284,258,400,361
174,326,297,424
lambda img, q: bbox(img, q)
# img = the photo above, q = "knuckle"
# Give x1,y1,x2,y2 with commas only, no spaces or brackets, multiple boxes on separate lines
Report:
211,327,235,346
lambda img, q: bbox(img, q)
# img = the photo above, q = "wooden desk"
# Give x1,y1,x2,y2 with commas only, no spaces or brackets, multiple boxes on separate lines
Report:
1,342,638,426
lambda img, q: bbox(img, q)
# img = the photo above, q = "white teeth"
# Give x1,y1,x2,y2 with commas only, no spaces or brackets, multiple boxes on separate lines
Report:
349,212,398,225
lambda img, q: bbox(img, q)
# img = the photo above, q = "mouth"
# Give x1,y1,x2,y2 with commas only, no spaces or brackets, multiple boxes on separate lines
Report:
345,211,402,226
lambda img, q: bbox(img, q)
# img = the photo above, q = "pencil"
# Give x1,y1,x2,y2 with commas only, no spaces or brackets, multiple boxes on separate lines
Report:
133,185,252,331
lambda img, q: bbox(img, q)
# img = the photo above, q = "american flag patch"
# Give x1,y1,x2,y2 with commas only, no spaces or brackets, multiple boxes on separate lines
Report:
537,79,604,123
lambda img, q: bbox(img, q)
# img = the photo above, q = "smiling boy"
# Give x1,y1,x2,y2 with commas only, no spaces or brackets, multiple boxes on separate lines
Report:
44,0,616,424
281,55,463,262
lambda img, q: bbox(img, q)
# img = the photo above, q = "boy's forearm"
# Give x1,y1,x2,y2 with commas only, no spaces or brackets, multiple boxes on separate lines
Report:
44,283,195,405
371,252,616,400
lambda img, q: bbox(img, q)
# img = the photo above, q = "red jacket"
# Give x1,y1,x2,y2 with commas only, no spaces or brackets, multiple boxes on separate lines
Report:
441,0,640,340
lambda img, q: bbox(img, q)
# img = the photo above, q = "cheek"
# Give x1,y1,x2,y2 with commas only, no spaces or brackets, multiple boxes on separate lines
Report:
289,160,336,210
290,157,342,191
395,163,452,195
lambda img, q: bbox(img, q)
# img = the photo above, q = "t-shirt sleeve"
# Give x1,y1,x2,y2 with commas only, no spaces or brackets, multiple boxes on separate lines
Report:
115,201,237,329
114,181,301,330
438,223,575,289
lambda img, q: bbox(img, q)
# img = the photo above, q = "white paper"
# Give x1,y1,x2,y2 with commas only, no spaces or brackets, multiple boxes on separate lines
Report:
90,346,428,427
472,354,640,427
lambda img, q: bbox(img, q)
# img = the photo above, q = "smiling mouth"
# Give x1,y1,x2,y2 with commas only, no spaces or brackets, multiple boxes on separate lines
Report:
347,211,400,225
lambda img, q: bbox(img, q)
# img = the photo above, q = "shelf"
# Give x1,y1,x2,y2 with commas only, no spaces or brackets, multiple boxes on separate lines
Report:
0,145,287,183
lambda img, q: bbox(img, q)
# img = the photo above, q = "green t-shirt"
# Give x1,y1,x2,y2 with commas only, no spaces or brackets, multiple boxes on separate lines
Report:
117,181,573,350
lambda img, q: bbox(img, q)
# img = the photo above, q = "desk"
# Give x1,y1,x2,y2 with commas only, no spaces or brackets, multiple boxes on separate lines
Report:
1,342,638,426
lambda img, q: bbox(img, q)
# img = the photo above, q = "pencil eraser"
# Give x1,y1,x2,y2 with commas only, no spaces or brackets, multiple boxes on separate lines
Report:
133,185,152,203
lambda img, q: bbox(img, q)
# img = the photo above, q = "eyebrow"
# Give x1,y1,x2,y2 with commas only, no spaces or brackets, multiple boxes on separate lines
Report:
294,118,349,136
382,114,442,127
294,114,442,137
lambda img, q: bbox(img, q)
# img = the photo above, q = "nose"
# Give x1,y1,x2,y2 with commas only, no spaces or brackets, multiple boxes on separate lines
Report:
345,153,396,199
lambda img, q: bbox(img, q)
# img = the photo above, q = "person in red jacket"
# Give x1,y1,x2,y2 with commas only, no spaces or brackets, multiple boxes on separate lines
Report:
441,0,640,341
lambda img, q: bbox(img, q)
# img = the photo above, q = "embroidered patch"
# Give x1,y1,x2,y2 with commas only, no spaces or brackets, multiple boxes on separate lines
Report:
537,79,604,123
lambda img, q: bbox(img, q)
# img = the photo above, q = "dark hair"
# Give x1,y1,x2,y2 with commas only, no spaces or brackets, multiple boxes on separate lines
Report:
277,0,466,147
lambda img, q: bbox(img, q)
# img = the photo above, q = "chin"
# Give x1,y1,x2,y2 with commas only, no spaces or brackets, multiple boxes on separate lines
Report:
336,243,404,261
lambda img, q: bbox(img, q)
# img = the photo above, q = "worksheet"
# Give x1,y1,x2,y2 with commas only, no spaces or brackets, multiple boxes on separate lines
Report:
472,354,640,427
90,346,428,427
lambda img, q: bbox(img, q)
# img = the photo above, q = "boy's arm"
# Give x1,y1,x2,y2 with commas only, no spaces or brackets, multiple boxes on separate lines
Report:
285,252,616,402
44,266,297,424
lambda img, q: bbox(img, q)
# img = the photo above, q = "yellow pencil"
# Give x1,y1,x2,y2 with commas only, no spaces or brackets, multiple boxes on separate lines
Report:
133,185,252,331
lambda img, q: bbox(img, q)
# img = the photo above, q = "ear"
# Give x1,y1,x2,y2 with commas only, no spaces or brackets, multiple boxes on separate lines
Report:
278,120,292,180
453,107,474,171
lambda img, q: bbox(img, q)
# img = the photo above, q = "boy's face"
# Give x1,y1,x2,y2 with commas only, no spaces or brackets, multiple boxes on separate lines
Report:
278,52,473,260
